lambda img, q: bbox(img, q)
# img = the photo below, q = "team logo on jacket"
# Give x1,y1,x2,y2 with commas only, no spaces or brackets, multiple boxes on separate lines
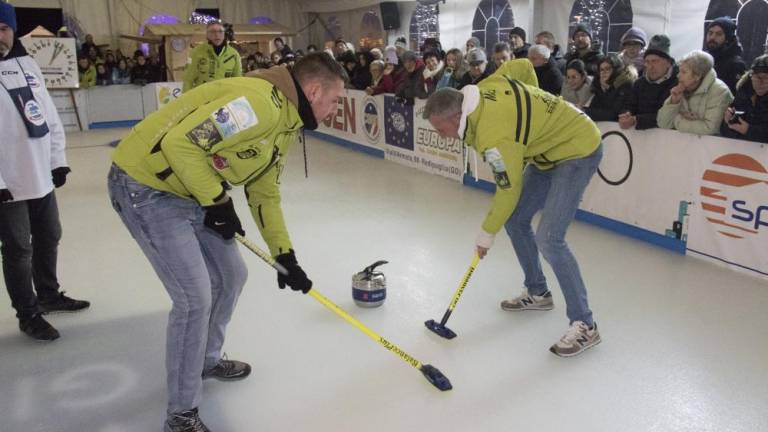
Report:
24,100,45,126
212,97,258,139
186,118,223,151
24,72,41,89
212,154,229,171
237,148,260,159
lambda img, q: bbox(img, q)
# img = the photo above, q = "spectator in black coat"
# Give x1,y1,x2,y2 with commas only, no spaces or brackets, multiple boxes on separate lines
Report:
130,54,152,85
338,51,359,89
705,17,747,95
586,53,637,121
95,63,111,86
565,23,603,78
529,44,563,95
351,51,374,90
458,48,492,89
509,27,530,59
620,34,678,130
721,54,768,143
536,31,566,73
273,37,293,58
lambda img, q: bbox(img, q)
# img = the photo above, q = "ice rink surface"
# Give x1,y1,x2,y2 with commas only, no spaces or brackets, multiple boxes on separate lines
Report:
1,129,766,432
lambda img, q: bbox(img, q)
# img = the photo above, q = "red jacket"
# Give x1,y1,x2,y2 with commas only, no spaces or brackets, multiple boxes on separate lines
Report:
371,74,394,95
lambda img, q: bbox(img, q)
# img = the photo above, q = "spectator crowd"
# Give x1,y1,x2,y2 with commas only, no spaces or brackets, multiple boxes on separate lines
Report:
81,16,768,144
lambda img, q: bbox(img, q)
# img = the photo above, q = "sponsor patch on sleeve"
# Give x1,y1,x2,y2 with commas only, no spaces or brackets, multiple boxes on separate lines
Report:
211,96,259,139
186,118,223,151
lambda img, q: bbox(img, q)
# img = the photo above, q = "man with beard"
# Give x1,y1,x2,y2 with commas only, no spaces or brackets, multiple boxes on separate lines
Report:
564,24,603,78
704,16,746,94
183,20,242,92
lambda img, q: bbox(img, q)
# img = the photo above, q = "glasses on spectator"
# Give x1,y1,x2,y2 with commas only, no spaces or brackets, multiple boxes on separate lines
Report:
599,66,613,72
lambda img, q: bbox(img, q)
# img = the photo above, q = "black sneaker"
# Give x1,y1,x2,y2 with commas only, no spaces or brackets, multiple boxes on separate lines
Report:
19,314,60,341
39,292,90,314
202,355,251,381
164,408,210,432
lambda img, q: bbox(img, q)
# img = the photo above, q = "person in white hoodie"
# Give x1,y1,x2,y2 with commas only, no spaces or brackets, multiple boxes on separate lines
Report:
0,2,89,342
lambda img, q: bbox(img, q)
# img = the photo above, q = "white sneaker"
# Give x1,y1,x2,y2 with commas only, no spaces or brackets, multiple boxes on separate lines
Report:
500,290,554,311
549,321,601,357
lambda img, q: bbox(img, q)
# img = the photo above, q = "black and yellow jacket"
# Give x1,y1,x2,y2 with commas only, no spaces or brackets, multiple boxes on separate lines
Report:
112,67,316,256
460,72,601,235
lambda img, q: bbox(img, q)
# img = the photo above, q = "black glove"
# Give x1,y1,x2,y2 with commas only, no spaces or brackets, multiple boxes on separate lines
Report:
0,189,13,203
275,250,312,294
203,198,244,240
51,167,71,188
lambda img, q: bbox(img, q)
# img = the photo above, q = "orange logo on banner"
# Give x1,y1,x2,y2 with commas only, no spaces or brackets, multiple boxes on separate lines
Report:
700,154,768,239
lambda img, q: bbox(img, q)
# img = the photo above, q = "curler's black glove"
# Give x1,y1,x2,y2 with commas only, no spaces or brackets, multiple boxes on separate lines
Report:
203,198,244,239
52,167,71,188
0,189,14,203
275,250,312,294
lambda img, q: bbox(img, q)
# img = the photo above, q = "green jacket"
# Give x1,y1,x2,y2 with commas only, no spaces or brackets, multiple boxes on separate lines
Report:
79,65,96,88
491,58,539,88
112,68,316,256
657,68,733,136
462,74,601,234
183,42,243,92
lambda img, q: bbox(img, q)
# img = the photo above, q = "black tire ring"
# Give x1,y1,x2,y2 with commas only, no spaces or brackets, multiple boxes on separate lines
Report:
597,130,633,186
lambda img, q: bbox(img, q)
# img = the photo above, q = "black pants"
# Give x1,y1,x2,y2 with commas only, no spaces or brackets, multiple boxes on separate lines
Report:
0,191,62,320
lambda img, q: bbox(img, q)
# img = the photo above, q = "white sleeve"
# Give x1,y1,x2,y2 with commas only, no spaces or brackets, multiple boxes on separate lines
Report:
31,60,68,170
0,168,6,189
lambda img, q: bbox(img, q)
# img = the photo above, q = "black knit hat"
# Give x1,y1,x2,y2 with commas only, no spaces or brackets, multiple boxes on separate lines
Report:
572,23,591,39
509,27,526,42
644,34,674,63
708,17,737,43
752,54,768,74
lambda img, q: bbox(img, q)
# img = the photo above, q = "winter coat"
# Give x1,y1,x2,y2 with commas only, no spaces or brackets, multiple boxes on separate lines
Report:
460,78,600,234
351,66,372,90
585,66,637,121
183,42,242,92
513,43,530,59
369,74,394,95
79,65,96,88
552,45,567,74
396,62,428,101
565,47,603,78
719,74,768,143
534,57,564,95
131,64,153,85
422,61,445,96
0,40,68,201
492,59,539,88
390,65,408,94
458,68,492,89
111,67,131,85
707,40,747,95
624,65,678,129
560,76,593,108
657,68,734,136
113,66,318,256
437,59,470,90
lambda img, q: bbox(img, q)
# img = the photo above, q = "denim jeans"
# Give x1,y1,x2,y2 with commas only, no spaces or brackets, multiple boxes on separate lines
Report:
0,191,62,320
107,165,248,414
504,145,603,326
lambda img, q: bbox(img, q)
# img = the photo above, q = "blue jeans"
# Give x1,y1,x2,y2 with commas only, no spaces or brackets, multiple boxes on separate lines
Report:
107,165,247,414
504,145,603,326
